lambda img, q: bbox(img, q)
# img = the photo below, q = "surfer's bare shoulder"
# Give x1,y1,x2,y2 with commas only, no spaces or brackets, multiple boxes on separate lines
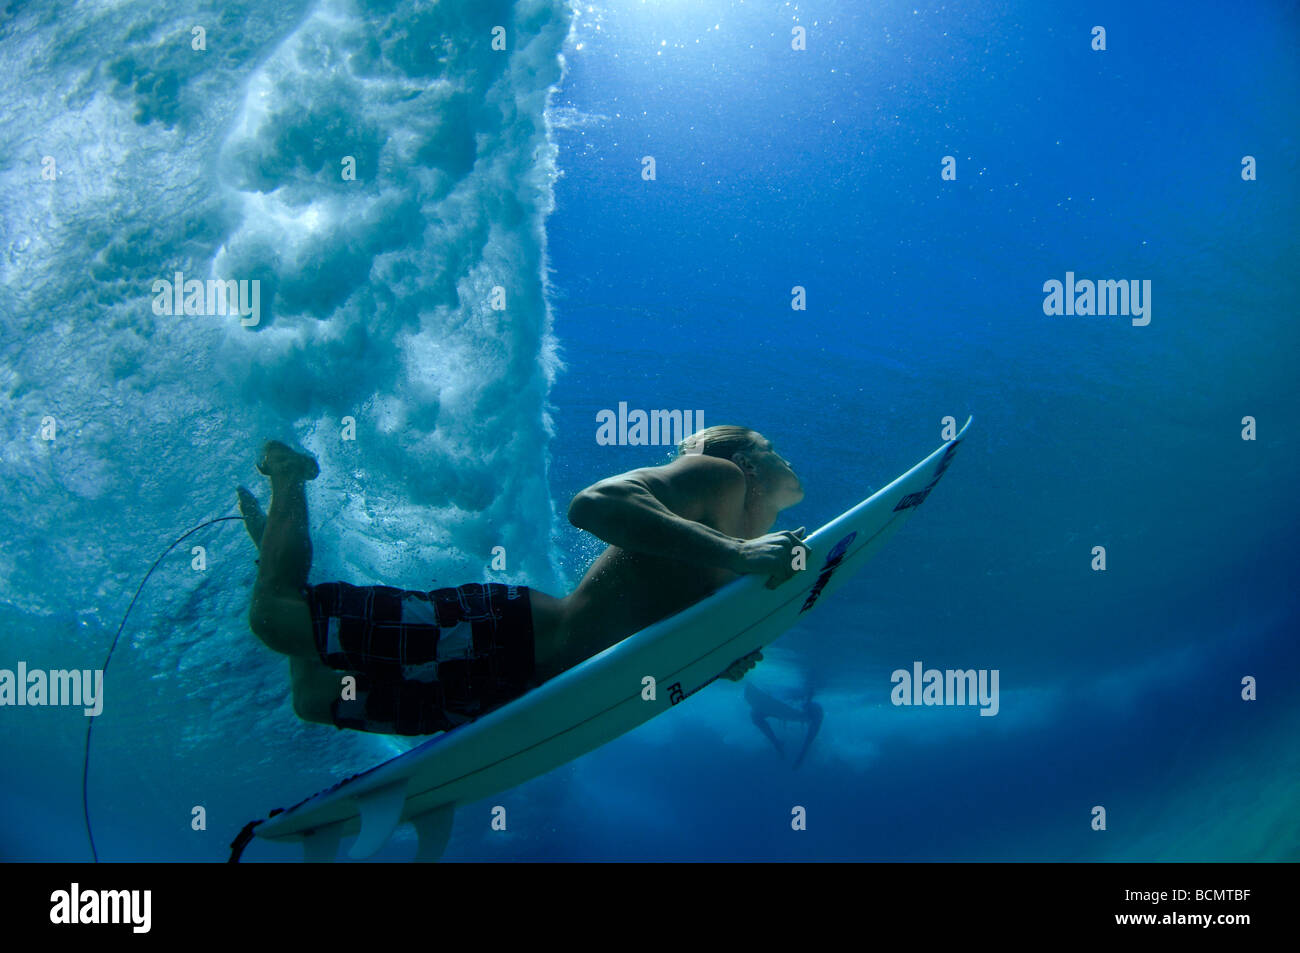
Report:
574,453,746,528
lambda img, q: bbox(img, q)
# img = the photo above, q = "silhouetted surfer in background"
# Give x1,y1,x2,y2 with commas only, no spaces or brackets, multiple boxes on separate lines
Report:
745,682,823,769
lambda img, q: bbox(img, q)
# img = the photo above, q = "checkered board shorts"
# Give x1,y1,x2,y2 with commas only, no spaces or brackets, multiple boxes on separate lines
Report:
303,581,536,735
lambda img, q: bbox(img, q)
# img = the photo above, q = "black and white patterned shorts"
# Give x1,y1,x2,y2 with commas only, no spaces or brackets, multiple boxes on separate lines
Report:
302,581,536,734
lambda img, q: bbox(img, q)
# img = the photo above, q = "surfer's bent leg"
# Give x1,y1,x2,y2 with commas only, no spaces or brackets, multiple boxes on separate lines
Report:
248,441,319,658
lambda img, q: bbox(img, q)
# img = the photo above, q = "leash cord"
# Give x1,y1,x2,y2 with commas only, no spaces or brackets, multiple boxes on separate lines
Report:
82,515,246,862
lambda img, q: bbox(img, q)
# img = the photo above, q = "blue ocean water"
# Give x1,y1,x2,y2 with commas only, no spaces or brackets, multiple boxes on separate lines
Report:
1,0,1296,862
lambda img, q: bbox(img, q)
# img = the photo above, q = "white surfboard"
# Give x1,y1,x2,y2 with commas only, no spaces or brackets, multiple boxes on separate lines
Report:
249,417,972,862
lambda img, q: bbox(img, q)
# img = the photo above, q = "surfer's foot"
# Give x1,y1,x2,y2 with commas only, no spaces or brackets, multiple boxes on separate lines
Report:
237,485,267,550
256,440,320,482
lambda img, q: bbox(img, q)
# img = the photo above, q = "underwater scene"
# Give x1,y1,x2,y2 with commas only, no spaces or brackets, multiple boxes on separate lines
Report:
1,0,1297,863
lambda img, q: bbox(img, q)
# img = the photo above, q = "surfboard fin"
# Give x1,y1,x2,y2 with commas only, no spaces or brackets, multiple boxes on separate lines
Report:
302,827,342,863
410,805,456,862
348,781,409,859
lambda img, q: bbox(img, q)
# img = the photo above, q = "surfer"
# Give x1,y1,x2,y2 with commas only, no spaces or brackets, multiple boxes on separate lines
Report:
744,683,823,769
240,425,806,735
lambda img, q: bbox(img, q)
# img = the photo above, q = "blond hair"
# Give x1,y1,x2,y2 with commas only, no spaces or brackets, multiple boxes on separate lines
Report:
677,425,762,461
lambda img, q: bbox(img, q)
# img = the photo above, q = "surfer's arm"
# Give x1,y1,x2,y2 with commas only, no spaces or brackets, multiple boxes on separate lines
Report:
567,456,748,571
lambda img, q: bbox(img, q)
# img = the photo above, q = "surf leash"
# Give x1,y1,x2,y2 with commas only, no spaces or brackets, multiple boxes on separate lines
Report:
82,514,245,862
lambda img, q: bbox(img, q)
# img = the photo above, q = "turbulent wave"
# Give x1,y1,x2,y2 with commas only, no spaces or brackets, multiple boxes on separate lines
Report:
0,0,575,859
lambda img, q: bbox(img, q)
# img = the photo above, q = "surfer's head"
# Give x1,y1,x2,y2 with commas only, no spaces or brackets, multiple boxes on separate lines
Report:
678,426,804,509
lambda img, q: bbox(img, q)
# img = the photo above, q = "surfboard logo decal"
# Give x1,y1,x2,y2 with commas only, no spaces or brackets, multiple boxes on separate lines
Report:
667,679,711,706
893,440,959,512
799,531,857,614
